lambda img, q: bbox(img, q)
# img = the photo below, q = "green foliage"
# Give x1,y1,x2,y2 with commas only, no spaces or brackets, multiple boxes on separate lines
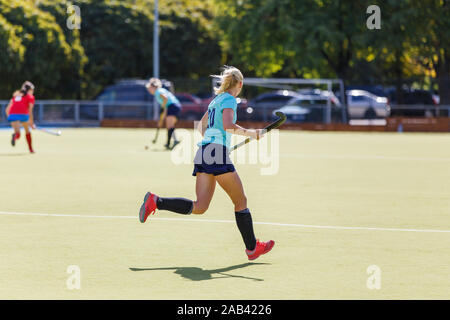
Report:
215,0,449,98
215,0,370,79
0,0,447,99
0,0,86,98
0,0,220,99
0,13,25,97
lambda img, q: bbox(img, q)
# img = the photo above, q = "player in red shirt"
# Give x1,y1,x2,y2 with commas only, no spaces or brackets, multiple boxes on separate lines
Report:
5,81,36,153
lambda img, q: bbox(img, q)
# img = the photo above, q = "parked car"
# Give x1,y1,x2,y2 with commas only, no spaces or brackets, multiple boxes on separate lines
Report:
432,94,440,105
387,88,438,116
246,90,302,121
297,88,342,106
91,80,209,120
346,89,390,119
174,93,206,120
273,95,343,123
345,85,388,98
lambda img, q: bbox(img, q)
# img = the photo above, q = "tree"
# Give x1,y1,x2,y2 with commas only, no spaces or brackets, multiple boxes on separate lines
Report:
159,0,221,79
0,0,87,99
409,0,450,104
37,0,88,99
0,13,25,98
362,0,422,103
0,0,222,99
214,0,370,82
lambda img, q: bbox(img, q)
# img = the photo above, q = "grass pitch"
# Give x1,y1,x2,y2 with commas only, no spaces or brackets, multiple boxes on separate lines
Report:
0,128,449,299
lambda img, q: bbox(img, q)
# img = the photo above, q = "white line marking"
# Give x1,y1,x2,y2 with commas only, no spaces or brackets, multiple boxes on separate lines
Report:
282,153,450,162
0,211,449,234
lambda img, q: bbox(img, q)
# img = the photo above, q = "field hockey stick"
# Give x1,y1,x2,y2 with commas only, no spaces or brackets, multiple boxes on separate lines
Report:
229,111,287,152
36,127,62,136
152,127,160,144
152,109,165,144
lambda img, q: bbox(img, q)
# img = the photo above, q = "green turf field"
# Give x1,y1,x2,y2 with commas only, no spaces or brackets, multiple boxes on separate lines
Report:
0,128,449,299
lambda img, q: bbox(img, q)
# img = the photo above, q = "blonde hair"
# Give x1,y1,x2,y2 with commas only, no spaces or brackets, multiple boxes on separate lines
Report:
211,66,243,95
146,77,162,89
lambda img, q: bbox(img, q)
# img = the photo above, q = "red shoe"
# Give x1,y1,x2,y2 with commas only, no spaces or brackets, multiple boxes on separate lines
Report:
139,192,158,223
246,239,275,260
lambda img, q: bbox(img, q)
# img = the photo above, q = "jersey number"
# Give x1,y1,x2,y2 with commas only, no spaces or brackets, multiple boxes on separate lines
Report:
207,109,216,128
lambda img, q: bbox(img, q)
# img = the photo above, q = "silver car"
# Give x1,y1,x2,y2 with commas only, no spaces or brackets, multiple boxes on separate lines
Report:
347,90,390,119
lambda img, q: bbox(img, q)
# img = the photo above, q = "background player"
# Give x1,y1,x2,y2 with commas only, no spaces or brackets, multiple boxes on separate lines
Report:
5,81,36,153
139,66,275,261
146,78,182,149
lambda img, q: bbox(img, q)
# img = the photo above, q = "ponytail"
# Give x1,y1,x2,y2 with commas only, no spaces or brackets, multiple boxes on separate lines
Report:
20,81,35,95
211,66,243,95
146,77,162,89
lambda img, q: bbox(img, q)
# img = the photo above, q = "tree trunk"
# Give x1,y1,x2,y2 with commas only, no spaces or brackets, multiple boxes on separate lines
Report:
437,51,450,105
394,50,404,105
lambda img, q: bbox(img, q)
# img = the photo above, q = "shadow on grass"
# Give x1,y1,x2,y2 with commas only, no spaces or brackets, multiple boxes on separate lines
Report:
129,262,269,282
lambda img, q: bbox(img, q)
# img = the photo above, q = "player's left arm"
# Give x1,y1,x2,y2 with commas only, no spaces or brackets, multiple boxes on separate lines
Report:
160,94,169,109
28,102,35,129
223,108,263,140
158,94,169,126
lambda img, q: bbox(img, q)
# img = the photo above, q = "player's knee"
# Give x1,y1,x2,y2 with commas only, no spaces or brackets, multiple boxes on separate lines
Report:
195,207,208,214
193,202,209,214
234,196,247,210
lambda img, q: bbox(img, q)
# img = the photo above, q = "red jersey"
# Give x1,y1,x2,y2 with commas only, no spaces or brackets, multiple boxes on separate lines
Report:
9,94,35,115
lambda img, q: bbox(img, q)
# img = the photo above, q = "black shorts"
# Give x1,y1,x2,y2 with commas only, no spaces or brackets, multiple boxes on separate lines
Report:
167,103,181,117
192,143,236,176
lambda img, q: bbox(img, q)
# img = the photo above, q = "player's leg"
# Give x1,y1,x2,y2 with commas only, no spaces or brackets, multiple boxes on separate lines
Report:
22,121,34,153
165,115,177,148
10,121,21,146
155,172,215,214
139,172,216,223
216,171,274,260
215,171,253,248
192,172,216,214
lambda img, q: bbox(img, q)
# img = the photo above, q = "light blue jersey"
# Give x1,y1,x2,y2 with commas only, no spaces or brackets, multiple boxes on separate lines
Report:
155,87,181,108
199,93,237,149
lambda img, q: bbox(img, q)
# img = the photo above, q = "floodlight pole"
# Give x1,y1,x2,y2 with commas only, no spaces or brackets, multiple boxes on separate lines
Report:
153,0,160,120
339,79,347,124
326,81,332,124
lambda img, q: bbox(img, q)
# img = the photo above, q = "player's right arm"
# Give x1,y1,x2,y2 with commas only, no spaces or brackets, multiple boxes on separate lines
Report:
5,99,12,116
197,111,208,136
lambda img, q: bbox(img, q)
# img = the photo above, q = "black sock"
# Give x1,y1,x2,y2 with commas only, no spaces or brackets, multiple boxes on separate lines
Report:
156,197,193,215
167,128,174,145
235,208,257,251
172,130,177,142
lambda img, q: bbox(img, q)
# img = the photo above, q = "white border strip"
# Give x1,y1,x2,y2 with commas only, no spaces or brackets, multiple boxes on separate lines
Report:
0,211,449,234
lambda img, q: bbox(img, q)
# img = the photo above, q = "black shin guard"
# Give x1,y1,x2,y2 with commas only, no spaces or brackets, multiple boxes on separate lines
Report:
156,197,193,215
167,128,175,145
235,208,257,251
